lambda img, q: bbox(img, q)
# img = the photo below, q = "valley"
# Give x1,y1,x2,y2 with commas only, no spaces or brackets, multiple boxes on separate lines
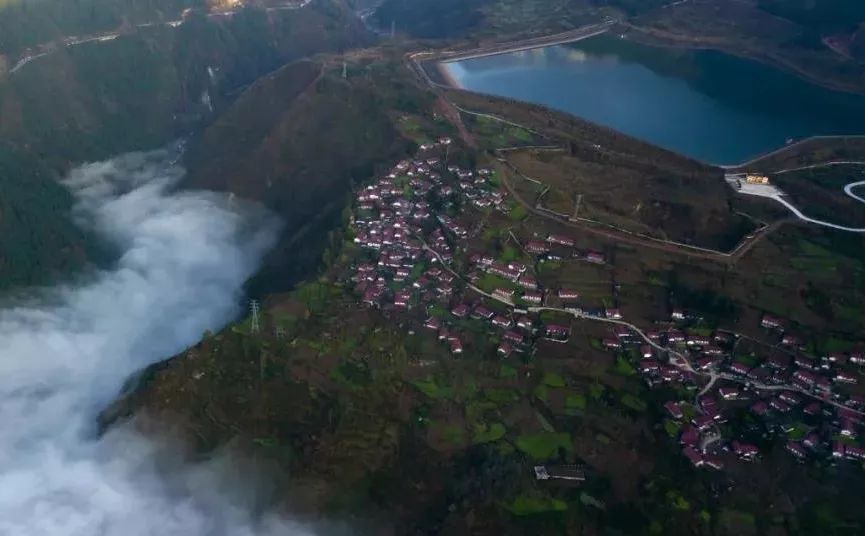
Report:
105,50,865,534
0,0,864,534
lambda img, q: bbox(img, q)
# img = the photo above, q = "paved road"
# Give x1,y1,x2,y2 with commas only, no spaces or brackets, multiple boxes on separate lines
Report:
845,180,865,204
7,0,313,76
728,163,865,233
436,21,615,63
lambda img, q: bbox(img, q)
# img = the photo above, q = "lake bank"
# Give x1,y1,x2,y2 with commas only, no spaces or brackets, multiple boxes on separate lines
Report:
619,22,865,97
437,34,865,165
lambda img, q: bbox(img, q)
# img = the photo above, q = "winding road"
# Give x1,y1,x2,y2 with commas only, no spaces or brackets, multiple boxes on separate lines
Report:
6,0,313,76
845,181,865,204
728,162,865,233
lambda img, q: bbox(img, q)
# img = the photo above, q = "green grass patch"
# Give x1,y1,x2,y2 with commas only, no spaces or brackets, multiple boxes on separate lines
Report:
473,422,506,444
613,356,637,376
543,372,566,388
466,400,497,422
790,256,839,274
253,437,279,448
504,493,567,516
443,424,466,446
509,203,528,221
477,272,519,293
620,393,647,412
515,432,573,460
668,491,691,512
821,336,856,353
500,364,518,379
686,326,713,337
534,384,550,403
565,392,587,409
499,245,520,263
797,239,834,258
664,419,682,438
681,404,697,421
412,377,453,399
485,387,521,405
787,422,809,441
427,304,449,318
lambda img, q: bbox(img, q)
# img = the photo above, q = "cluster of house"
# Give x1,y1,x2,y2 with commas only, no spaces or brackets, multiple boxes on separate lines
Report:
599,308,865,471
500,233,607,267
347,145,604,360
465,235,599,309
348,145,526,354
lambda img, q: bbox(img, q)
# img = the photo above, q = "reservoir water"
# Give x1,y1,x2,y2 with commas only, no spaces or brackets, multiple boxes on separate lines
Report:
443,35,865,164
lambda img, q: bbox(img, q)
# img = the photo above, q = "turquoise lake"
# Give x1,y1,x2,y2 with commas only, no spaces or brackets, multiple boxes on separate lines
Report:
443,35,865,164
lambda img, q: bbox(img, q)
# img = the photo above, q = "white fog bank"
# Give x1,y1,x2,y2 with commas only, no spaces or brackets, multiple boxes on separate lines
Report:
0,150,318,535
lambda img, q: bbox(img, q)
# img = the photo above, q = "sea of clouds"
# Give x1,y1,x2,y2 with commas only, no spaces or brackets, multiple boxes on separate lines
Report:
0,150,320,535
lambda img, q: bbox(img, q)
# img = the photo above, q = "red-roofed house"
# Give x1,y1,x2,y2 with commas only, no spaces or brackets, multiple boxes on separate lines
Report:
732,441,759,461
492,315,513,329
683,446,704,466
451,304,469,318
602,337,621,350
525,240,549,254
680,426,699,446
761,314,784,330
558,289,580,301
786,441,807,459
585,251,605,264
547,234,576,247
522,292,543,305
665,401,684,420
518,275,538,290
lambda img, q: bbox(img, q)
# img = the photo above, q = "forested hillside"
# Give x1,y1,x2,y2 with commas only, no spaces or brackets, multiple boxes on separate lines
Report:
0,0,371,291
0,0,205,55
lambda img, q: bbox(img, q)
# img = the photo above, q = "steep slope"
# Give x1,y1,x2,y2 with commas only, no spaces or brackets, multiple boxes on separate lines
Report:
0,0,371,291
182,55,426,292
0,0,202,56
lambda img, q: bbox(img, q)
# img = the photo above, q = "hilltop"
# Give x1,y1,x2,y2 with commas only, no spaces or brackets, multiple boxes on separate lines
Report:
181,54,424,292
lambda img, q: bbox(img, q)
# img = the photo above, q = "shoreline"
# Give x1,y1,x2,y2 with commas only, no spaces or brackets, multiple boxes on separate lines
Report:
619,23,865,97
436,62,463,90
423,21,865,97
437,23,614,64
411,31,865,171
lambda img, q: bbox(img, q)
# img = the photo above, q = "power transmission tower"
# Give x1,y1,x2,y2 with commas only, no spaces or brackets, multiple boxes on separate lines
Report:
342,61,347,79
274,325,285,339
390,19,396,39
572,193,583,220
250,299,260,334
